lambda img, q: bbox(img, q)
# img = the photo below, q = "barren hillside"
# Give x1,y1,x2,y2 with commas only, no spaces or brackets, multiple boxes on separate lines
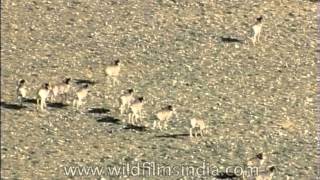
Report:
1,0,318,179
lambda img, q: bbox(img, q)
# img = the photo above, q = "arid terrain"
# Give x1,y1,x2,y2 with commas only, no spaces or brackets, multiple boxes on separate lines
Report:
1,0,318,179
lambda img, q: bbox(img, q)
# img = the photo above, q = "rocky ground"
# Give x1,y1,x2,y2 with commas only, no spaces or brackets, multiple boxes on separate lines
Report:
1,0,318,179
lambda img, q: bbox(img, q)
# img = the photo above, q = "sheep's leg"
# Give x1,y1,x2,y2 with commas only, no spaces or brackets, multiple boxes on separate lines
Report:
128,113,132,124
77,100,82,110
257,31,261,42
120,105,125,115
37,98,40,110
131,114,135,124
190,128,193,138
164,121,168,130
127,114,129,124
81,100,86,109
152,121,157,129
40,100,45,111
115,77,120,85
251,35,256,46
124,104,129,113
48,92,54,102
131,114,135,125
77,100,81,110
107,76,113,86
132,113,136,125
111,77,118,86
133,113,138,125
50,94,55,102
157,121,161,130
43,98,47,108
72,99,76,108
138,111,143,125
159,121,163,131
63,93,68,103
18,96,23,106
135,114,140,125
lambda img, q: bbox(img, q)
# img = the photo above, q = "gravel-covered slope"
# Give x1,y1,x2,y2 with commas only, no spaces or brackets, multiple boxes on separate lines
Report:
1,0,318,179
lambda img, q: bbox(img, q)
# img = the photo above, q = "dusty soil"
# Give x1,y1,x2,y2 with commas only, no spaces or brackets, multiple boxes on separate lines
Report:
1,0,318,179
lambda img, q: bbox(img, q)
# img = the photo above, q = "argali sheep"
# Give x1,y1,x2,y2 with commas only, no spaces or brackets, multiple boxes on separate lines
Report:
255,166,275,180
16,79,27,106
247,152,266,167
250,16,263,46
105,59,121,86
189,118,207,138
36,83,51,111
73,84,90,110
128,97,144,125
119,88,135,115
153,105,175,130
50,77,71,103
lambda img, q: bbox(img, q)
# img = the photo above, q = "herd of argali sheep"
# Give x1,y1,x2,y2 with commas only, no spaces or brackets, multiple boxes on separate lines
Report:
13,15,276,178
15,16,264,137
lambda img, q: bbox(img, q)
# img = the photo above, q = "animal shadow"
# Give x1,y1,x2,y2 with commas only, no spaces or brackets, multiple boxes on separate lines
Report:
0,101,27,110
88,107,110,114
220,36,243,43
155,133,189,139
215,172,239,179
97,116,121,125
74,79,96,85
25,98,68,109
24,98,37,104
47,102,68,108
123,124,147,132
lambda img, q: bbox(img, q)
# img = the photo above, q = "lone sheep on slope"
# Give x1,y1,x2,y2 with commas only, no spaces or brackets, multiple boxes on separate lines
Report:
153,105,176,130
189,118,207,138
105,59,121,86
37,83,51,111
250,16,263,46
16,79,27,106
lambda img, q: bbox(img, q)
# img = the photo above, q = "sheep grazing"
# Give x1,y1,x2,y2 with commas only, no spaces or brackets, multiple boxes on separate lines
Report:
189,118,207,137
36,83,51,111
128,97,144,125
247,152,266,167
73,84,90,110
119,88,135,115
153,105,175,130
16,79,27,106
50,77,71,103
250,16,263,46
105,59,121,86
255,166,275,180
